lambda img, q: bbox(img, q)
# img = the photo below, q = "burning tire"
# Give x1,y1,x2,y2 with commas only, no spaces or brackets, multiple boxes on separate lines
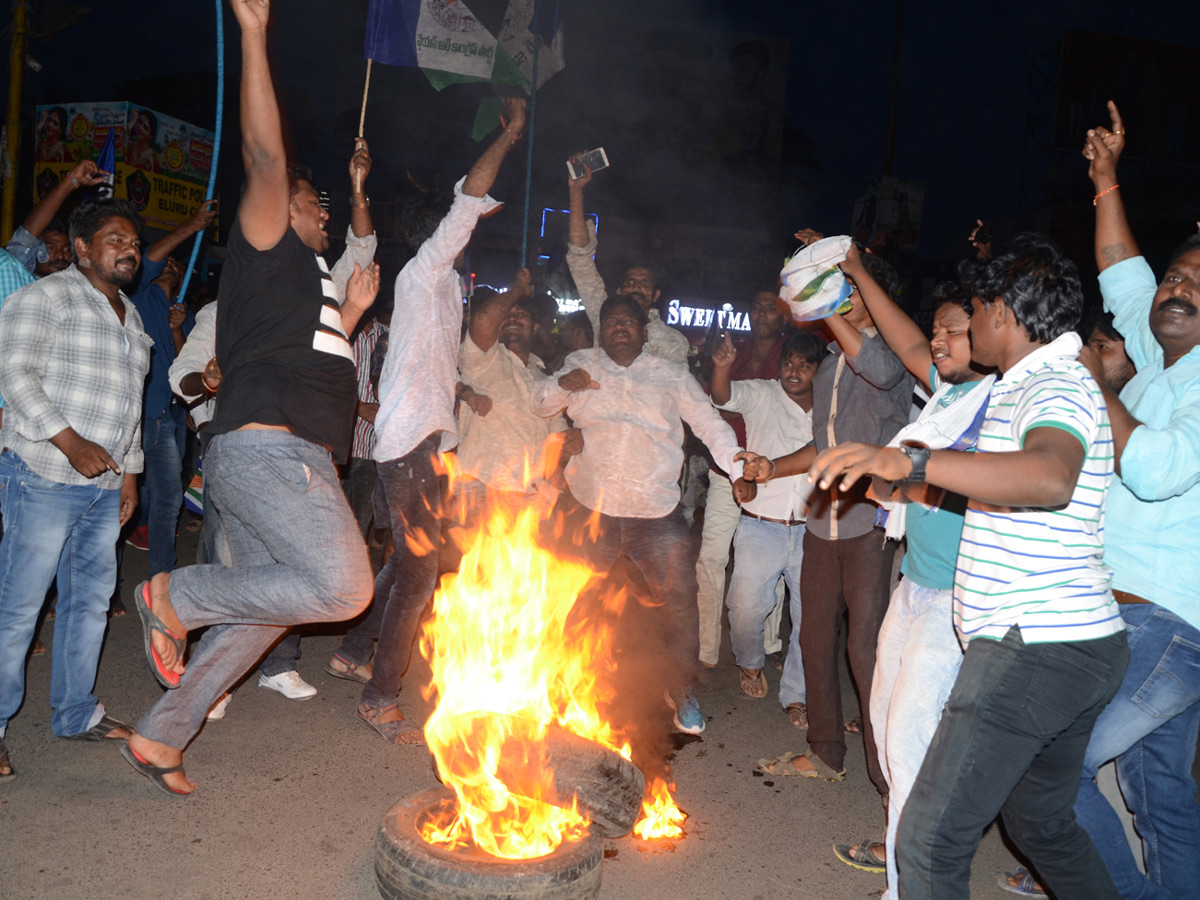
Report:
375,787,603,900
431,718,646,838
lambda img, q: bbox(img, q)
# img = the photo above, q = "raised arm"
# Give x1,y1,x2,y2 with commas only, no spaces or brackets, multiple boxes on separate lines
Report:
232,0,290,251
565,158,607,334
144,201,218,263
20,160,109,238
468,268,532,352
567,156,593,250
1084,101,1138,272
348,138,374,238
709,332,736,406
839,243,933,390
462,98,526,199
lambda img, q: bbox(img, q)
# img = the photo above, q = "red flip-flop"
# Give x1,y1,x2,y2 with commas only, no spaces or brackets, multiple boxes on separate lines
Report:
132,581,186,689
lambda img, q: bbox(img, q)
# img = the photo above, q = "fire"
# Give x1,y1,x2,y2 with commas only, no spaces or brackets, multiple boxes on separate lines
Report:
419,493,630,859
634,777,687,840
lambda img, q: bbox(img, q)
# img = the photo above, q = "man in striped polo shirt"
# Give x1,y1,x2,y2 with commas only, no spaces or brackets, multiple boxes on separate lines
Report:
807,233,1129,900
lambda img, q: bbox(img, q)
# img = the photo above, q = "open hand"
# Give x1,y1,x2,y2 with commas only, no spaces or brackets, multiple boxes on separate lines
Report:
558,368,600,392
807,442,906,493
346,261,380,311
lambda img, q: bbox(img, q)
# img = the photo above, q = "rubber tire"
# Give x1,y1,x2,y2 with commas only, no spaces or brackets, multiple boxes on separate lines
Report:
375,787,603,900
431,717,646,838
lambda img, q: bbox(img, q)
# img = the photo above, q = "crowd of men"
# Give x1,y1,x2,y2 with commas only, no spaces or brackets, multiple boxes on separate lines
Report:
0,1,1196,897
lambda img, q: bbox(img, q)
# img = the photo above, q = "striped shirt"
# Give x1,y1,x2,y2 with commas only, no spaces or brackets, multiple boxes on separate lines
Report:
349,320,385,460
953,332,1123,645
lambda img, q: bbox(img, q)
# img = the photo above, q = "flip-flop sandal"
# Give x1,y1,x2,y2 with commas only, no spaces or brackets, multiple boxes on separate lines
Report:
0,737,15,781
833,839,887,873
739,666,768,699
357,702,426,746
120,743,193,796
61,714,132,741
132,581,186,689
786,702,808,728
998,868,1045,896
845,716,863,734
755,748,846,782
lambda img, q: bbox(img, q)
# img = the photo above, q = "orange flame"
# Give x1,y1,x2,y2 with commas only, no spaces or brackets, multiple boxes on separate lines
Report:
633,777,687,840
419,494,632,859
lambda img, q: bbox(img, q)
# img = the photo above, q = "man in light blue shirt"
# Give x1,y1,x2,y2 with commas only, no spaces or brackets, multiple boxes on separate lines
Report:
1073,102,1200,900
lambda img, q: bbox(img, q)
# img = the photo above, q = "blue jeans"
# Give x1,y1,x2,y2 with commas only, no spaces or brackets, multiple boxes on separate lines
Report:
869,576,963,900
195,472,300,681
1074,604,1200,900
0,450,119,737
556,493,700,696
726,515,805,706
896,625,1128,900
140,409,186,576
338,436,442,708
135,431,372,748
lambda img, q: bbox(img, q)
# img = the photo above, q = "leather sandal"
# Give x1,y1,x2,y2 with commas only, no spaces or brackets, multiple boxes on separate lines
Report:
357,702,425,745
739,666,768,699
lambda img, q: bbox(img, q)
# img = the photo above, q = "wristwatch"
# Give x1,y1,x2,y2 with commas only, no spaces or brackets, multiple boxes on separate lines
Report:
898,440,930,484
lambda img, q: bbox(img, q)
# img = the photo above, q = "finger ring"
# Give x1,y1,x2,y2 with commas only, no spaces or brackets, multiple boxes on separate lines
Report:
1114,130,1125,135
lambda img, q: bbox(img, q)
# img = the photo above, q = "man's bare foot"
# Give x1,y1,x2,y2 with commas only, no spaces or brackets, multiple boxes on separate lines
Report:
146,572,187,678
127,733,195,794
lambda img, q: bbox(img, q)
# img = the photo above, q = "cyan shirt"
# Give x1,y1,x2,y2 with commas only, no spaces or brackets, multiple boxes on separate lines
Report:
1099,256,1200,632
901,366,976,592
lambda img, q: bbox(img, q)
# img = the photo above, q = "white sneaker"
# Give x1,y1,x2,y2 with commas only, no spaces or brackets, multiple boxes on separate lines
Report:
206,692,232,721
258,671,317,701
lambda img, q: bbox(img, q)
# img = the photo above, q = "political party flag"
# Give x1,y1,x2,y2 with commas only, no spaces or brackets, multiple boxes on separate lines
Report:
92,128,116,201
364,0,501,81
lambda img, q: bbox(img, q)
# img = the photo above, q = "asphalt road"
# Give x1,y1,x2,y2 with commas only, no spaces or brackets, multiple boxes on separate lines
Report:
1,527,1155,900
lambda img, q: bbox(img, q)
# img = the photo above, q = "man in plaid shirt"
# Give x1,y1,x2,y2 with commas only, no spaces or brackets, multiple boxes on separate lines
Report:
0,200,149,777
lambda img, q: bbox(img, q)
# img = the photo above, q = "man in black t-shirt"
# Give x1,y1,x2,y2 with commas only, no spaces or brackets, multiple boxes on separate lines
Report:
123,0,379,796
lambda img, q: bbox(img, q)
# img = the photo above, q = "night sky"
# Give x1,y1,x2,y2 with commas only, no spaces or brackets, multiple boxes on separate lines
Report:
13,0,1200,297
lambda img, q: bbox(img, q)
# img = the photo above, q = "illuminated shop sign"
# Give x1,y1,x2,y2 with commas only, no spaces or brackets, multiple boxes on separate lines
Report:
666,300,750,332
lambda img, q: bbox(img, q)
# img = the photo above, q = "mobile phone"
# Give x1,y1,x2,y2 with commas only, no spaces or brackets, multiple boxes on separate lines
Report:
568,148,610,180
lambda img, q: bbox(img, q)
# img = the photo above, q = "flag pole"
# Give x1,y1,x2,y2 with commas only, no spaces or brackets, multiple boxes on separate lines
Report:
178,0,225,307
359,58,373,138
520,35,540,269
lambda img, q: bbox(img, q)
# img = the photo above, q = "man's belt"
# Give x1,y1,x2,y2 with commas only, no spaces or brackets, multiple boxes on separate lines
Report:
741,510,803,527
1112,589,1153,606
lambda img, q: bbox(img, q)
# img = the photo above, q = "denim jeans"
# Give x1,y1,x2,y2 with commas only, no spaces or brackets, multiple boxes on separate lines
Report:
727,515,805,706
869,576,963,900
135,431,373,748
896,625,1129,900
341,456,378,538
0,450,119,737
1074,604,1200,900
338,436,442,708
194,474,300,681
140,408,186,576
799,529,896,794
557,492,700,696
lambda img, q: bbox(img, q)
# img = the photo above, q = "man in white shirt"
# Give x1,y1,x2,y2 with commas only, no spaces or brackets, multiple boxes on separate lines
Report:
455,268,570,505
711,330,824,715
531,296,743,734
565,161,690,366
334,98,527,744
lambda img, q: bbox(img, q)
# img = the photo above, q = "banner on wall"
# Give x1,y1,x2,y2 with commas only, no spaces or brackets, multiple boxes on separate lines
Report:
33,101,215,231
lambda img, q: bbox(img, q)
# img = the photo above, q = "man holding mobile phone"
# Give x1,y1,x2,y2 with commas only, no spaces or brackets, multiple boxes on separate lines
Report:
566,157,690,366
